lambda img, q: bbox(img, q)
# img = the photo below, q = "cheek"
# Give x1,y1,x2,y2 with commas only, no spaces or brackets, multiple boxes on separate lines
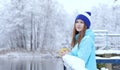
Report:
81,24,84,28
75,24,77,27
75,23,85,29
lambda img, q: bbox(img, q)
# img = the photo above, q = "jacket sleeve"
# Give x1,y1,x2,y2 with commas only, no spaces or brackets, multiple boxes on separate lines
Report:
77,36,94,63
69,45,78,56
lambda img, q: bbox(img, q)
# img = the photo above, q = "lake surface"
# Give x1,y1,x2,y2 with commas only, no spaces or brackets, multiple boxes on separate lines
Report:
0,57,64,70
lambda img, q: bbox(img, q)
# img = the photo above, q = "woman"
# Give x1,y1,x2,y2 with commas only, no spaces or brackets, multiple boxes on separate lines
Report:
61,12,97,70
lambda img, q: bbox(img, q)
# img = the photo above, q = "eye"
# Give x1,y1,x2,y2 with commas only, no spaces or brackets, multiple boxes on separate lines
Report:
80,21,84,23
75,21,78,23
80,21,85,24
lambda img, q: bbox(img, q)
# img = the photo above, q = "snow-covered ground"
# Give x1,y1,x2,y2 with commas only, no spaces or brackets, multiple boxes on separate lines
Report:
0,49,59,60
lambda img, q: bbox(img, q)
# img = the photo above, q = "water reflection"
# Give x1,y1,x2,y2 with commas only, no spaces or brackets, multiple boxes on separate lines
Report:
0,58,64,70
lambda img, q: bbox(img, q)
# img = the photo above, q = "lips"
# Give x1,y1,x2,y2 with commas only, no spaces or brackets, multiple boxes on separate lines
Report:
77,27,81,29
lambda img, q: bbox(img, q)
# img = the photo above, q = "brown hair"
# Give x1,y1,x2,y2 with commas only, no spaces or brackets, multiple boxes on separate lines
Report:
71,22,87,48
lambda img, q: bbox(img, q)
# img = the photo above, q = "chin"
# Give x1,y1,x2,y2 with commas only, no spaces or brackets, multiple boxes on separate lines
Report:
76,29,81,31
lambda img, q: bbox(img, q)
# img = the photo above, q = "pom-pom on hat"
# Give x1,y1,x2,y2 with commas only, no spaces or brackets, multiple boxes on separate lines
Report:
75,12,91,29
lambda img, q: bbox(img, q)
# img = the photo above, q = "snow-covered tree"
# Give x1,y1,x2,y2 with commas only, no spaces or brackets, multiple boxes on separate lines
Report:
0,0,70,52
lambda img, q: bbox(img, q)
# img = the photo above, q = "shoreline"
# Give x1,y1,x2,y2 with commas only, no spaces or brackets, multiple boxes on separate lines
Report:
0,49,61,60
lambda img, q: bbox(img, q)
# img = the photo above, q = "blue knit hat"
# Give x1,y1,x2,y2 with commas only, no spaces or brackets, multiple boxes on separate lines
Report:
75,12,91,29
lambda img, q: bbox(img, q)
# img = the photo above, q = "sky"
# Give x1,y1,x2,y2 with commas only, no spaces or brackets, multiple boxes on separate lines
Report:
57,0,113,14
0,0,118,13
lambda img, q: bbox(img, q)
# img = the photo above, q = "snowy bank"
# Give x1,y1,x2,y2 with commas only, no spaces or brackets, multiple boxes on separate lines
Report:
0,49,59,60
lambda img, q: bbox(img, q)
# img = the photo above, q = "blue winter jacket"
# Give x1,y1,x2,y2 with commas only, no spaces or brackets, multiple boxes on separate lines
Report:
69,29,97,70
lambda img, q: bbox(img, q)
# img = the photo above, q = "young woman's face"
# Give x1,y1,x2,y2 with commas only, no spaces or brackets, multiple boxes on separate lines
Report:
75,19,85,32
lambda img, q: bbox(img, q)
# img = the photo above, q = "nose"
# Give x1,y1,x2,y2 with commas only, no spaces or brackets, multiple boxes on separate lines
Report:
77,24,81,26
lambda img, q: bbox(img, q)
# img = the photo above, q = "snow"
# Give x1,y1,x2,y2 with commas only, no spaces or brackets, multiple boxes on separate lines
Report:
0,51,57,60
96,50,120,54
0,52,36,59
96,56,120,59
0,0,120,60
93,30,108,32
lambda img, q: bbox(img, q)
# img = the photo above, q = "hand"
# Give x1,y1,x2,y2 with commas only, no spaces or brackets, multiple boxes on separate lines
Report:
58,48,69,57
60,50,69,56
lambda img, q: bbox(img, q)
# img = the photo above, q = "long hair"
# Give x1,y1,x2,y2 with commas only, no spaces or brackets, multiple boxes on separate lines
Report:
71,22,87,48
